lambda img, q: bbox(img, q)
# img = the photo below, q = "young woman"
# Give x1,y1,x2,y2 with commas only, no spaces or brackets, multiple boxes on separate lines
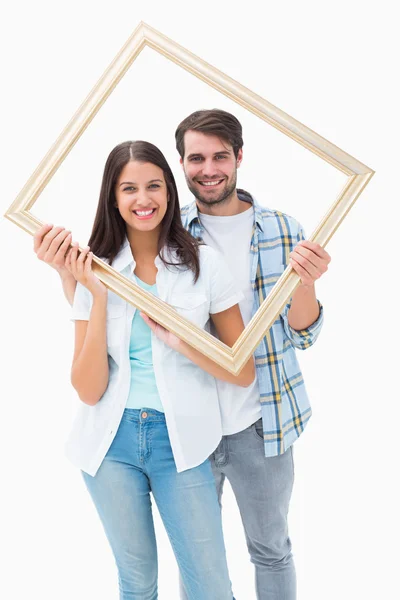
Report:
63,140,254,600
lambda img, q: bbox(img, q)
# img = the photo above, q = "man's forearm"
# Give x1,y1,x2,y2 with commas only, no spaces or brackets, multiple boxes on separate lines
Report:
287,283,320,331
60,271,77,306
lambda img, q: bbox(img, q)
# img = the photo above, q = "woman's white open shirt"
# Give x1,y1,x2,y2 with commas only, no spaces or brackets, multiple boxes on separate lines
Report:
66,240,243,476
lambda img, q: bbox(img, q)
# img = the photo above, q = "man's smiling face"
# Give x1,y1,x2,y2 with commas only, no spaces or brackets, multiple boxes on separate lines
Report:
181,130,243,208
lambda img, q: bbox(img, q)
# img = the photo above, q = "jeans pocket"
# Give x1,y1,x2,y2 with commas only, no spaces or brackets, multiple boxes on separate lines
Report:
251,418,265,441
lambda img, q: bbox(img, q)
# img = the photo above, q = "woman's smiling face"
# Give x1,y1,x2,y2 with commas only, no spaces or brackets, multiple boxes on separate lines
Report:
115,161,168,235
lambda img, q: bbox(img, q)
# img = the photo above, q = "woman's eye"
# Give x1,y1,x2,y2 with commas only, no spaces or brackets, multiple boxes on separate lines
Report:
149,184,160,189
123,186,135,192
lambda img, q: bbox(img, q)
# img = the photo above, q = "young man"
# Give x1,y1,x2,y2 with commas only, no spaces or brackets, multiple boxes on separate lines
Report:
34,109,330,600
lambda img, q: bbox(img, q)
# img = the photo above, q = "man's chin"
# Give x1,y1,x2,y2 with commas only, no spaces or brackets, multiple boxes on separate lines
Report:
192,186,232,207
196,194,227,207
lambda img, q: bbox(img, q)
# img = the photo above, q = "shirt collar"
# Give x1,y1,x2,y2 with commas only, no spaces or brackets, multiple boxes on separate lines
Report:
186,190,264,233
109,238,135,273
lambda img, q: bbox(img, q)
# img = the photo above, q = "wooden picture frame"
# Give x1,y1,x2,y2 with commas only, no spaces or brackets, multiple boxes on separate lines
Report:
4,22,374,374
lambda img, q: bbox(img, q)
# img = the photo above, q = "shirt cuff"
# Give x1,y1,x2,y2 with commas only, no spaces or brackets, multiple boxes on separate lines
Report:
70,313,90,322
281,300,324,349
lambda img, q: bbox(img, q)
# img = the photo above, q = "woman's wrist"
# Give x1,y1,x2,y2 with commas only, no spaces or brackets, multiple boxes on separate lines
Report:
59,266,73,280
92,288,108,304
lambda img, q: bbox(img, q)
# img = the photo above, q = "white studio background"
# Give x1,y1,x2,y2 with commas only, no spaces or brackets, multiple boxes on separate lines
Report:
0,1,398,599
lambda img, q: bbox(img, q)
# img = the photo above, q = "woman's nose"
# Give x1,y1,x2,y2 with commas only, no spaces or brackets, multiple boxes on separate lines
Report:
135,192,152,207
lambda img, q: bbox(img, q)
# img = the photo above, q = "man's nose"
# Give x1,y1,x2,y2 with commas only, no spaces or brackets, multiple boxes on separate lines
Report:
201,160,220,178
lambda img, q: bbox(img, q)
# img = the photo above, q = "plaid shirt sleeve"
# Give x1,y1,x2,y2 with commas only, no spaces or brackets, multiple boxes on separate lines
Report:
280,221,324,350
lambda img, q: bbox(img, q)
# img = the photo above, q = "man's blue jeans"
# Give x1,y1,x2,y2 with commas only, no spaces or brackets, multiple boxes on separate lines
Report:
180,418,296,600
82,408,233,600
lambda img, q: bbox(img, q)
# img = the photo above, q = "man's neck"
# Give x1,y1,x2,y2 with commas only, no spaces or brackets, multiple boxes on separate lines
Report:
196,190,251,217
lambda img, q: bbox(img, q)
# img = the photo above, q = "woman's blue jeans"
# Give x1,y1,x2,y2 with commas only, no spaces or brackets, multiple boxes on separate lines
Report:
82,408,233,600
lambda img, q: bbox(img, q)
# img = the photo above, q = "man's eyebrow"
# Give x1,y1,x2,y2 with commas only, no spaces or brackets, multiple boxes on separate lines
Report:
186,150,231,160
119,179,163,187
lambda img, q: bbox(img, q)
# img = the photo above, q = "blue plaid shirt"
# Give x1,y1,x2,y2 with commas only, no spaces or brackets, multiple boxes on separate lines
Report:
181,192,324,456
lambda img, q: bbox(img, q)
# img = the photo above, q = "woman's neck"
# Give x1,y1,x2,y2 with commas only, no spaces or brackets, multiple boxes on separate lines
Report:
127,227,160,265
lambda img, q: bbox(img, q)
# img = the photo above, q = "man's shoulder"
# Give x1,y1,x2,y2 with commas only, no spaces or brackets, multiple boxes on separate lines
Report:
180,202,196,229
180,201,195,214
257,205,302,237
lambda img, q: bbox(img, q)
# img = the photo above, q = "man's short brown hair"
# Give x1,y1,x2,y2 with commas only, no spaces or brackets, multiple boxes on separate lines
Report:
175,109,244,159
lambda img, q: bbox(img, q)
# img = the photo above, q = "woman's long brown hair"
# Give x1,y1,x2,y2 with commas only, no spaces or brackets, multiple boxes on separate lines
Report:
88,141,200,281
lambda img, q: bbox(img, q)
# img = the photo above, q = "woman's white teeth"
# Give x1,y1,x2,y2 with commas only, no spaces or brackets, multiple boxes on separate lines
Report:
135,209,154,216
200,180,223,186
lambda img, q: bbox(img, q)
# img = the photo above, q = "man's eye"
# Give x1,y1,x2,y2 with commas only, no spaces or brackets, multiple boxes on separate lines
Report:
215,155,226,160
190,157,202,162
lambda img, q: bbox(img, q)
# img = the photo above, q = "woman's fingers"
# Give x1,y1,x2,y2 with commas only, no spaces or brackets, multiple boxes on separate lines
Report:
51,231,72,267
68,242,79,277
76,246,90,278
33,224,75,274
67,245,105,297
33,223,53,254
35,225,65,259
67,244,95,284
65,244,72,273
48,228,70,255
84,251,93,277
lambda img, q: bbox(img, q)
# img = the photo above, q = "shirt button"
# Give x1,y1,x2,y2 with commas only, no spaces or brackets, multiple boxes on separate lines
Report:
142,412,148,419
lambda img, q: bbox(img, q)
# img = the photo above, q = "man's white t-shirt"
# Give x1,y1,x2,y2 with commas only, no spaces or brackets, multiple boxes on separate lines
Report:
200,206,262,435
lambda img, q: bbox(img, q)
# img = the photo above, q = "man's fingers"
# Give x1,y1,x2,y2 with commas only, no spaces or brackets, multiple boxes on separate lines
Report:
291,246,319,270
297,240,331,262
291,251,322,280
290,257,314,286
291,245,326,272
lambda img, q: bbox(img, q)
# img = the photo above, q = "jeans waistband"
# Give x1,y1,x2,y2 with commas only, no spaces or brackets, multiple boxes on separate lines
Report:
122,408,166,423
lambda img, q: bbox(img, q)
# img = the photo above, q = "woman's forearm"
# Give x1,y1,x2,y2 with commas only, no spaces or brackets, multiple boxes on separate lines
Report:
71,294,109,405
60,270,77,306
179,342,255,387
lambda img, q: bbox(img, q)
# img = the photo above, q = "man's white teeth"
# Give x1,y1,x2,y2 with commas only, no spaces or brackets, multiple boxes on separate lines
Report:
135,209,154,216
200,180,223,186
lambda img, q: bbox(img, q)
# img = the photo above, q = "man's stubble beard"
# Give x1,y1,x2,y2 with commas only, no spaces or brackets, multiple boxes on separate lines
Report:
184,172,237,207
